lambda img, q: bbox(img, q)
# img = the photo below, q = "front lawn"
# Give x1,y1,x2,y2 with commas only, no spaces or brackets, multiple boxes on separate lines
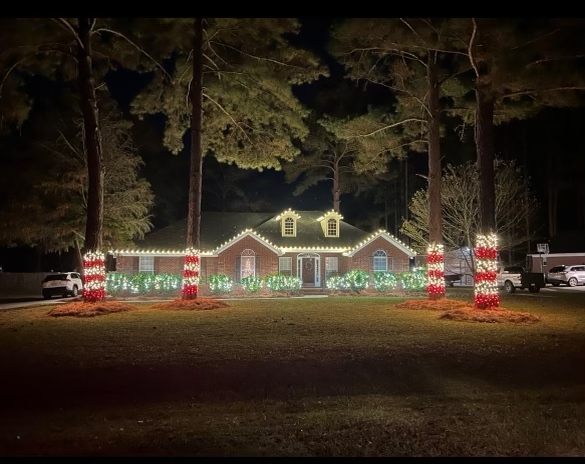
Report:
0,291,583,456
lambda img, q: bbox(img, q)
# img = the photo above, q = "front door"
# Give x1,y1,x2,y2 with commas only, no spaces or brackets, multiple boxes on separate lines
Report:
302,257,316,286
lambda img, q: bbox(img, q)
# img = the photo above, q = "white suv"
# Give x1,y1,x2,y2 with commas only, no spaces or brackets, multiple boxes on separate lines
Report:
42,272,83,299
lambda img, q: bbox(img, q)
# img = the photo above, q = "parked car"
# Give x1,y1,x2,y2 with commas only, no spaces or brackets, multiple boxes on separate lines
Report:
42,272,83,299
496,266,546,293
547,265,585,287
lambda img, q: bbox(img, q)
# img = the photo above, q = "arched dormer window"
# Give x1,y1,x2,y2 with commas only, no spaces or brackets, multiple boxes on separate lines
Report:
283,217,295,236
326,218,337,237
278,209,300,237
317,210,342,238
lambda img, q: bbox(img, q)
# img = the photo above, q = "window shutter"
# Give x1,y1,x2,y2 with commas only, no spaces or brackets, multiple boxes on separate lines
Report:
235,257,241,283
255,256,260,277
387,257,393,271
200,257,207,284
368,256,374,272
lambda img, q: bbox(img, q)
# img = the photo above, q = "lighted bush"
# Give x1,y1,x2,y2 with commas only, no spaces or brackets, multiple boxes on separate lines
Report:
240,275,263,293
344,269,370,293
152,274,182,294
105,272,182,295
373,271,399,293
265,274,302,295
106,272,130,296
326,274,350,292
208,274,233,295
399,267,428,291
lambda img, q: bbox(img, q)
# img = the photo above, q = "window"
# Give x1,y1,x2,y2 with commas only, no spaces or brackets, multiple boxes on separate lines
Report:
373,250,387,272
283,217,295,236
325,257,338,280
139,256,155,274
326,218,337,236
279,257,292,276
240,249,255,279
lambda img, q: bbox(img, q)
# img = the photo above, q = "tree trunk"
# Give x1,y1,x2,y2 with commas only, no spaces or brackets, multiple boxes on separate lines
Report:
186,17,204,250
182,18,204,301
332,160,341,213
426,53,445,300
77,17,104,253
474,86,498,309
427,58,442,247
475,88,496,234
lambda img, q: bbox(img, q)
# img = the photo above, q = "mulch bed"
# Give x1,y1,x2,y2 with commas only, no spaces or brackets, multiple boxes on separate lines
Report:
48,301,138,318
152,299,229,311
397,298,541,324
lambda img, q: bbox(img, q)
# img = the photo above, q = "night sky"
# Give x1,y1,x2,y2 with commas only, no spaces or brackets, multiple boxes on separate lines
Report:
1,18,584,271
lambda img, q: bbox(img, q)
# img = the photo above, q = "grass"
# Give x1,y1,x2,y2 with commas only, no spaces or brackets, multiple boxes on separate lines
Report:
0,288,583,456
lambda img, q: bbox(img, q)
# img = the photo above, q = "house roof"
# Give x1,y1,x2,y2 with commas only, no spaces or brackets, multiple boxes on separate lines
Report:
112,210,416,256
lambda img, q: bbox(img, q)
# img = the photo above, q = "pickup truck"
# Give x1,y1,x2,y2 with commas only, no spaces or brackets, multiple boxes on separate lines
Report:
496,266,546,293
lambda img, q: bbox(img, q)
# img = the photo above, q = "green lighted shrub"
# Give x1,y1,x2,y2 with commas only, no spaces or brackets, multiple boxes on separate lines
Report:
208,274,233,294
106,272,130,296
373,271,399,294
105,272,182,295
240,275,263,293
326,274,350,292
399,267,428,291
344,269,370,293
265,274,302,295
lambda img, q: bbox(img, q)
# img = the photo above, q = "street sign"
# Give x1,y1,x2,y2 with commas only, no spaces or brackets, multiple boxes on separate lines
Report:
537,243,549,254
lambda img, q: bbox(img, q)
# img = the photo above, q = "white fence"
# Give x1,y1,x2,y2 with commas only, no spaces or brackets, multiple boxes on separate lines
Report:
0,272,52,296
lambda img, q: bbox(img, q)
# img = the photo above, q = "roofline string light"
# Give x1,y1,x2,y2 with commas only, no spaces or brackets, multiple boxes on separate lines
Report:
275,208,301,220
182,247,200,300
112,228,416,258
474,233,499,309
83,251,106,302
427,242,445,299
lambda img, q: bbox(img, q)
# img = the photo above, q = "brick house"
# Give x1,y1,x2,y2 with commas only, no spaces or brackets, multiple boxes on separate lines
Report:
112,209,416,288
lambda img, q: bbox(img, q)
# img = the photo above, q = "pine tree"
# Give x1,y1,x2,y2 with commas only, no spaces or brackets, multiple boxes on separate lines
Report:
130,18,326,299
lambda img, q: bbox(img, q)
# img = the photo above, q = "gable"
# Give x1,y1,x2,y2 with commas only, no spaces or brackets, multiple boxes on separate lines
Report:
345,231,416,257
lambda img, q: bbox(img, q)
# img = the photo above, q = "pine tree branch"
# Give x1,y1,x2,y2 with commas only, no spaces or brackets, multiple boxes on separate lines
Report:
52,18,83,49
399,18,426,46
501,86,585,99
202,92,253,144
209,41,308,70
469,18,480,78
526,54,585,68
347,118,426,138
93,27,171,81
510,29,561,51
0,57,27,97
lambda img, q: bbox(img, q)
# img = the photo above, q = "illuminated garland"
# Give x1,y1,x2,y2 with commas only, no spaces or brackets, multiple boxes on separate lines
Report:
83,251,106,302
474,233,499,309
182,248,200,300
427,242,445,299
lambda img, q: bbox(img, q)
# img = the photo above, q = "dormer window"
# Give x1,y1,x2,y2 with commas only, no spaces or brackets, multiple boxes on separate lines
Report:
317,210,343,238
278,209,300,237
327,218,337,237
284,217,295,236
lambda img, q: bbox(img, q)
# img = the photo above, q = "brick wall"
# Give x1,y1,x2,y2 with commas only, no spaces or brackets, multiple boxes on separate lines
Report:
351,236,411,272
154,257,183,274
217,235,278,281
115,256,138,274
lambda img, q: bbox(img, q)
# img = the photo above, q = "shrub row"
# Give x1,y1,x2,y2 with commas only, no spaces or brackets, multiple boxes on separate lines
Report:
326,268,428,293
209,274,302,295
106,272,182,296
